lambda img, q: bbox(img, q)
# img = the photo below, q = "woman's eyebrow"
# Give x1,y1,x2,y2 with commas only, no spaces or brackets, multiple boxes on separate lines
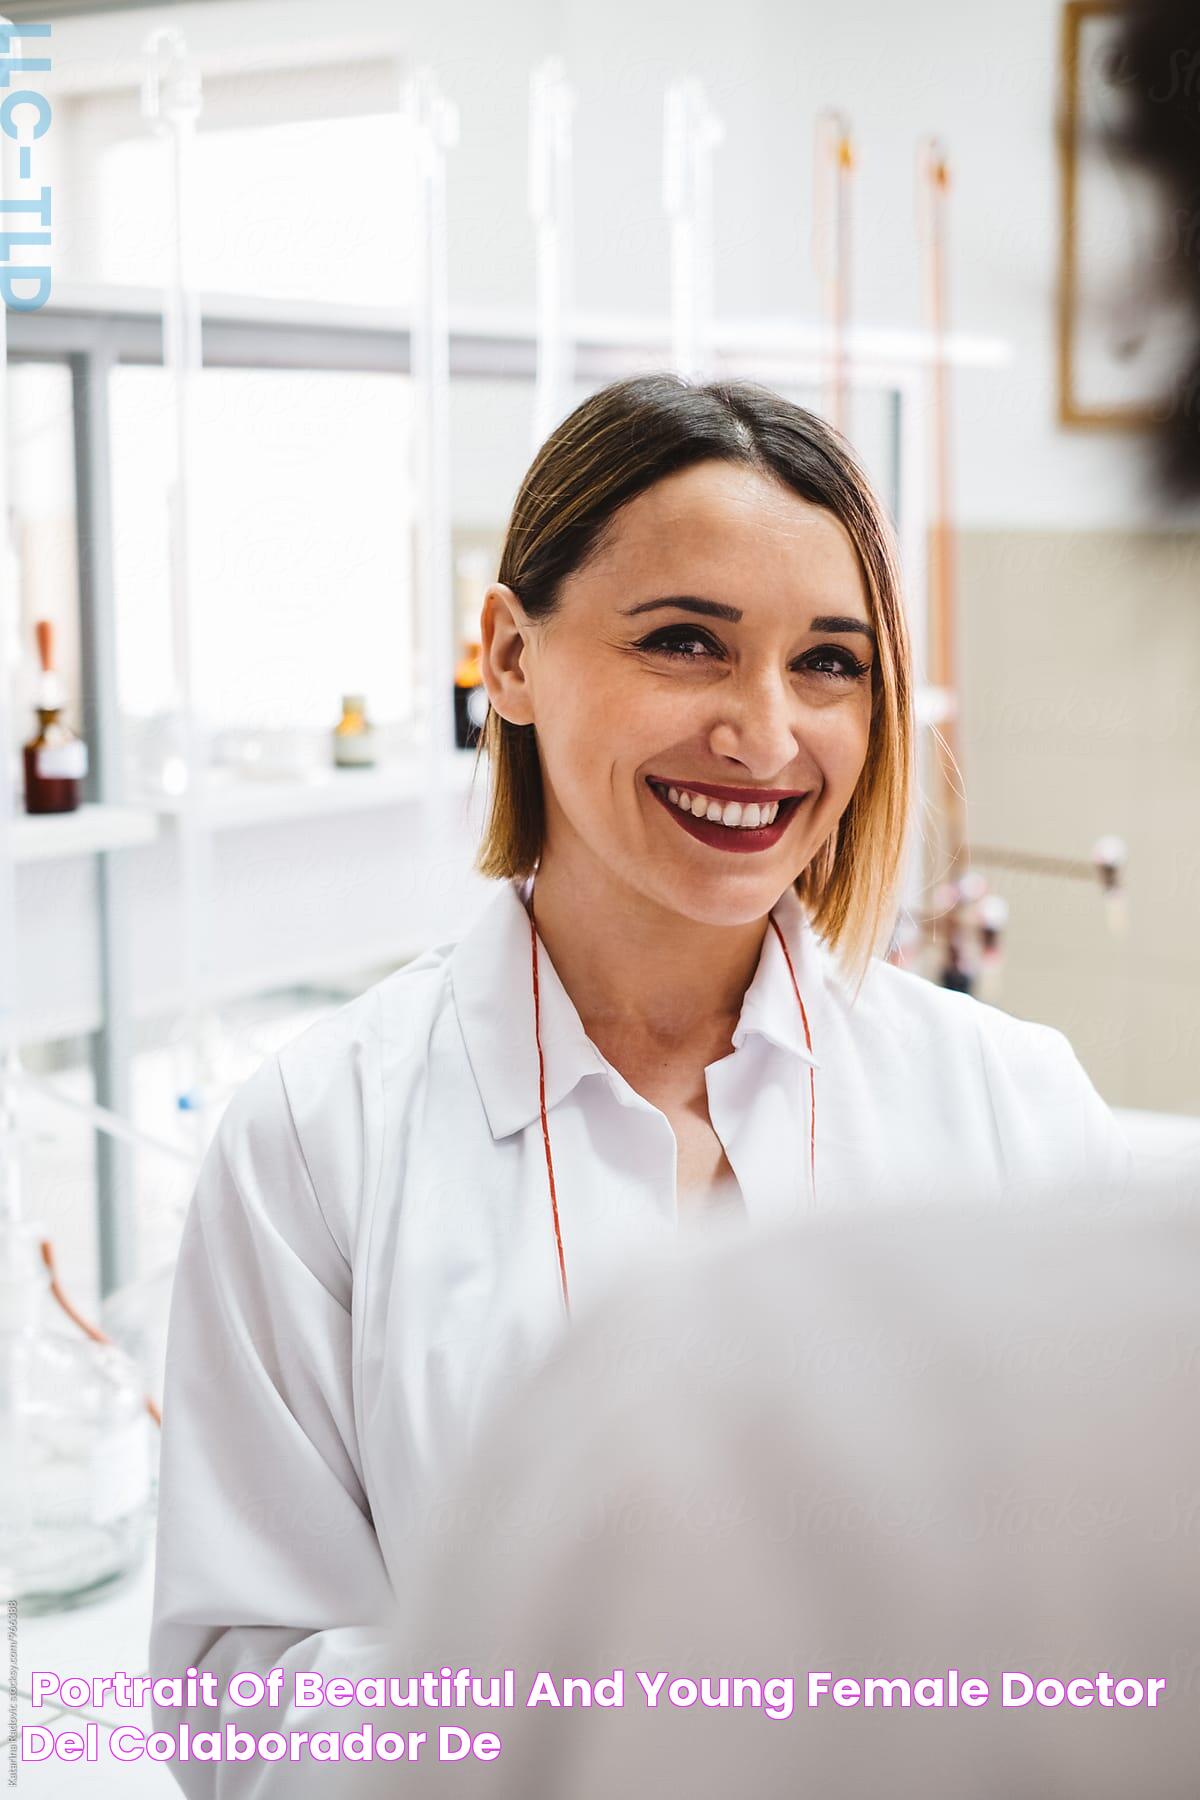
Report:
810,613,877,647
620,595,742,621
620,596,877,647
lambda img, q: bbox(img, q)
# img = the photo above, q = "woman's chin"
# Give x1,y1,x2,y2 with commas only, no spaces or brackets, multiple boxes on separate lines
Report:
540,826,806,927
623,859,802,931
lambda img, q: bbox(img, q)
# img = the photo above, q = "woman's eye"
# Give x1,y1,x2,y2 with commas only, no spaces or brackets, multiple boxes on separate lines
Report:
634,627,722,660
631,629,872,680
799,646,873,682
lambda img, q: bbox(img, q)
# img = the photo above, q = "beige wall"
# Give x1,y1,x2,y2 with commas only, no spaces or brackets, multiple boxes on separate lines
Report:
955,530,1200,1115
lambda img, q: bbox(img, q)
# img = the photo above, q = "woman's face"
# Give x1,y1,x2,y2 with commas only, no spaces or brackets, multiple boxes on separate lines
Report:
485,459,878,928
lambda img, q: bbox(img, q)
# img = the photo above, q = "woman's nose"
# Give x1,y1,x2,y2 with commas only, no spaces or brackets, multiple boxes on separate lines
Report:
706,672,802,777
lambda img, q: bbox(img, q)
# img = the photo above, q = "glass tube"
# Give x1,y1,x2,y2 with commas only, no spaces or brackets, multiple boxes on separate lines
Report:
403,66,459,793
0,1220,151,1613
529,57,576,449
663,78,724,382
142,28,220,1138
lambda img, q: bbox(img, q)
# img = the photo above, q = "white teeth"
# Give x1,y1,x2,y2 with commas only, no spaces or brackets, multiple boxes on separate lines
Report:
652,781,791,832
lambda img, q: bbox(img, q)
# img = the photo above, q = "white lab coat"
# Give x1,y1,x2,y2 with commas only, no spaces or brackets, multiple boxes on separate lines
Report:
148,877,1129,1796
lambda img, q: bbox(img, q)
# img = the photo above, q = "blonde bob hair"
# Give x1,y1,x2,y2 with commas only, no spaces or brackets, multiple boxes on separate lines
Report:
475,373,913,984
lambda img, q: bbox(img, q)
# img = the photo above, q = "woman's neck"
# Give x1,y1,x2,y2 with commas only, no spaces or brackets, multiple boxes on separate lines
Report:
528,852,770,1051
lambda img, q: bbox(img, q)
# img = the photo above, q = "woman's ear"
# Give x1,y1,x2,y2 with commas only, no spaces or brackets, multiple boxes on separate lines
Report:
480,583,537,726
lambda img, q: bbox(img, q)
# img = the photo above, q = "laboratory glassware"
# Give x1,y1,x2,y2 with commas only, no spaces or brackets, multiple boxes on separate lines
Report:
22,620,87,815
0,1218,152,1613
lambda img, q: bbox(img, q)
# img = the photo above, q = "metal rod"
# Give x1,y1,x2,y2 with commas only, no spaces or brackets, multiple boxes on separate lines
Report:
73,345,139,1295
968,844,1099,883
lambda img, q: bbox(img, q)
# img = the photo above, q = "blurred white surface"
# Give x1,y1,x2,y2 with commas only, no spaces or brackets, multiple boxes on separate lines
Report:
12,1549,173,1795
1115,1107,1200,1200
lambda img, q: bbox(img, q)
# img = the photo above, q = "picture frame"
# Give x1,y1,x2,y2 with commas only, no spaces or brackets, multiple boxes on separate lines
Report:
1057,0,1191,428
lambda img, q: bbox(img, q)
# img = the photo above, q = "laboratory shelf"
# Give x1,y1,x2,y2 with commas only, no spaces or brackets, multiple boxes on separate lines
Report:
18,284,1011,376
10,802,160,864
144,750,485,831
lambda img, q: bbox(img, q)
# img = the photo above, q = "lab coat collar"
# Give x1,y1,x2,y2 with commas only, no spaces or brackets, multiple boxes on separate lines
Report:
450,879,609,1141
450,878,826,1142
731,883,826,1072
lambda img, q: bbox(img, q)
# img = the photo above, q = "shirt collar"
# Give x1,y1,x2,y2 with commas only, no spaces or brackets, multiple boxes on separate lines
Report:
450,879,608,1141
731,883,826,1071
450,878,826,1142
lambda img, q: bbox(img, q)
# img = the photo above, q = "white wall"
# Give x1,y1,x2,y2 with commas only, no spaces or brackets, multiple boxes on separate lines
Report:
42,0,1197,531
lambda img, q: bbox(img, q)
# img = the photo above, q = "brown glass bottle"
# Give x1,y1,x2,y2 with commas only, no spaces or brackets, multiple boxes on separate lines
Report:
23,621,87,815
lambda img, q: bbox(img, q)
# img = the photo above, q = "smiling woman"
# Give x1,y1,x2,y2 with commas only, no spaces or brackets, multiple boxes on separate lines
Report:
478,376,911,986
149,374,1131,1800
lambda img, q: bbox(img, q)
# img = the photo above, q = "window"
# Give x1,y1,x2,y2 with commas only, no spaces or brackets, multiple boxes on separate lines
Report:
67,59,417,305
109,365,414,737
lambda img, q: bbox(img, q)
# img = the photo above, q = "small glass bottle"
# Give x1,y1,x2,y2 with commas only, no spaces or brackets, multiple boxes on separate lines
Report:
332,693,377,769
22,620,88,814
454,641,488,749
0,1222,152,1613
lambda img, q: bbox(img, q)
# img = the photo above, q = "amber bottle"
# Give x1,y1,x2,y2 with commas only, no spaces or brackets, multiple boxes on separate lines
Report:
23,620,87,815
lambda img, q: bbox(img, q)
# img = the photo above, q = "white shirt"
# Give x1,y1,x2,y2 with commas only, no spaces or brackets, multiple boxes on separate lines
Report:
148,877,1129,1796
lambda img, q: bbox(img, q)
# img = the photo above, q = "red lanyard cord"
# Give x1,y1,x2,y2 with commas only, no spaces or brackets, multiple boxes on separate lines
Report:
528,895,817,1319
528,894,571,1316
768,912,817,1203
